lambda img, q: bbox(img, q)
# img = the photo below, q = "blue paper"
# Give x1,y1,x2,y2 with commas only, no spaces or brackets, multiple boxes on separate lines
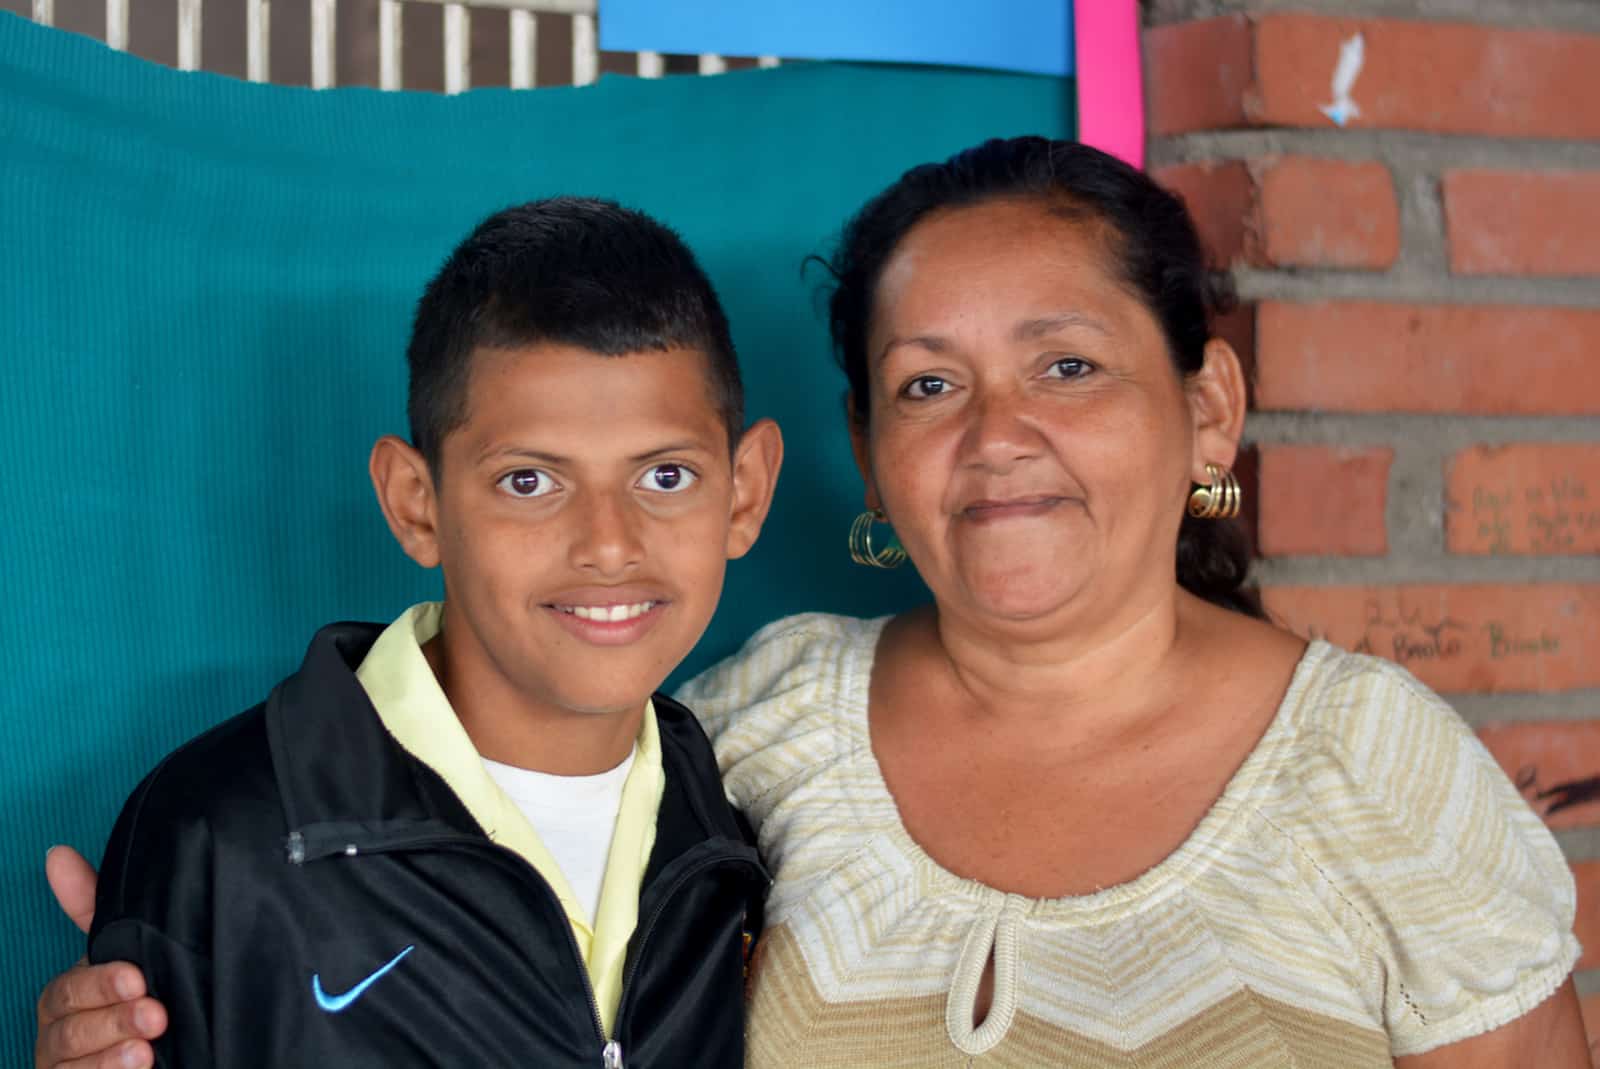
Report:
600,0,1074,77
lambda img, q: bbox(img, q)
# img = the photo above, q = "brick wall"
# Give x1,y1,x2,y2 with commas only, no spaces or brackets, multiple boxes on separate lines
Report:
1143,0,1600,1047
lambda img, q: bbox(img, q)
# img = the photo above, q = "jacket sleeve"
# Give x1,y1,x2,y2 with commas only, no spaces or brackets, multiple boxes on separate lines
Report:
88,761,217,1067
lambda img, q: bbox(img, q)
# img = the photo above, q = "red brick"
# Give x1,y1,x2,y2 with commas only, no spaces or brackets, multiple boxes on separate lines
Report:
1444,170,1600,277
1262,584,1600,693
1584,991,1600,1058
1146,16,1255,136
1255,302,1600,415
1256,445,1392,557
1576,863,1600,969
1477,724,1600,832
1149,14,1600,139
1447,445,1600,556
1255,158,1398,270
1153,161,1256,266
1255,16,1600,138
1155,158,1398,271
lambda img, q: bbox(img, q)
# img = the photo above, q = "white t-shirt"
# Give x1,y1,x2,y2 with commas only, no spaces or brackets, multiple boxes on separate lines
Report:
482,747,637,925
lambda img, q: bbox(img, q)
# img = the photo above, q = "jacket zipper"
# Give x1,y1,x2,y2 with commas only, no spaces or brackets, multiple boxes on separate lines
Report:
614,851,768,1026
296,832,763,1068
303,833,611,1059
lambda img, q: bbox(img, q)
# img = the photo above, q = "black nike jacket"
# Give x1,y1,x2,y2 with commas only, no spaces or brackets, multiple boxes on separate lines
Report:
88,621,767,1068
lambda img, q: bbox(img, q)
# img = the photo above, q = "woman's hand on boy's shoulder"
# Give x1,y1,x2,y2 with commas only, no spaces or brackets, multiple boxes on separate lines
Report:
35,847,165,1069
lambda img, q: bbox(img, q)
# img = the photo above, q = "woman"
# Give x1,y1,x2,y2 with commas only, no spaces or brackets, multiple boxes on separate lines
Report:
36,137,1589,1068
679,137,1588,1067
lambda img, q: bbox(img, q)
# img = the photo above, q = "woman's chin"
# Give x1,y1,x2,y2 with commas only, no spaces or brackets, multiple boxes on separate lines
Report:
954,576,1090,626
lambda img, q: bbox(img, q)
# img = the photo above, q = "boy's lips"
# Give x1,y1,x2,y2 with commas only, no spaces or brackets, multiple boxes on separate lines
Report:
543,587,672,645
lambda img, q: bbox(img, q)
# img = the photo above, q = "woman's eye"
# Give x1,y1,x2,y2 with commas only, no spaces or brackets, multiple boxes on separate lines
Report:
497,469,557,498
902,376,950,399
638,464,698,493
1046,357,1093,380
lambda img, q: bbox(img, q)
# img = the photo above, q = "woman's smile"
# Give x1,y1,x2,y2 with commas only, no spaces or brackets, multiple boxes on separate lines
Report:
958,494,1071,522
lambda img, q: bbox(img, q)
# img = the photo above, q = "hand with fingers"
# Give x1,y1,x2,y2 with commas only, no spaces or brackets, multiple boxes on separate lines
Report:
35,847,166,1069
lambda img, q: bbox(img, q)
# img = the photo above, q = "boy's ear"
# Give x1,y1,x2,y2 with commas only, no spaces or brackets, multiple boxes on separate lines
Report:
370,435,443,569
1186,337,1248,481
724,418,783,560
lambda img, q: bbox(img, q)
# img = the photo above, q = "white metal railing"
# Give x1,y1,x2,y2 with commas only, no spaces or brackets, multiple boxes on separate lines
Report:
24,0,780,92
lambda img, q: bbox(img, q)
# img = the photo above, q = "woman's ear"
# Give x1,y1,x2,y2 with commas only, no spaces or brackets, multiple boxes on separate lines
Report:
370,435,443,568
845,395,882,510
1186,338,1249,479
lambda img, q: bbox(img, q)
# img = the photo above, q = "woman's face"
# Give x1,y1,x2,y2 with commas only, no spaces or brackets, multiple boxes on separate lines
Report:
856,197,1226,632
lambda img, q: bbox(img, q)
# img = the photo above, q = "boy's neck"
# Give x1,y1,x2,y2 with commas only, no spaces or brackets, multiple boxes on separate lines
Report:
419,631,646,777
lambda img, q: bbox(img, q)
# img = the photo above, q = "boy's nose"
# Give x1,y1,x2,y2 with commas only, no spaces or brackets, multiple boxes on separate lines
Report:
568,492,645,575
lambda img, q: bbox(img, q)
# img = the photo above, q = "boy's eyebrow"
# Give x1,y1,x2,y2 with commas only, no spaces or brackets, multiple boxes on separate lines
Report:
475,441,715,466
476,446,572,466
627,441,714,463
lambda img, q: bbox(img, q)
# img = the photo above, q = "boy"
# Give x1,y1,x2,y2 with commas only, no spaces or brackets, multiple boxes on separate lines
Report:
57,196,783,1067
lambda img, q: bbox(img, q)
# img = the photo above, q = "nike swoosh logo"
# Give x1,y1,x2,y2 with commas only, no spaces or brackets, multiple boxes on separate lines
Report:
311,945,415,1013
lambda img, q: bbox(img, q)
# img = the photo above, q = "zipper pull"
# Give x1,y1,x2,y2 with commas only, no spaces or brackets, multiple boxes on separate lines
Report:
602,1040,624,1069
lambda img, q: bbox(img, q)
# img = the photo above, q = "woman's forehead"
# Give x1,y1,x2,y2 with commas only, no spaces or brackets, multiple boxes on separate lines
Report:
872,202,1127,328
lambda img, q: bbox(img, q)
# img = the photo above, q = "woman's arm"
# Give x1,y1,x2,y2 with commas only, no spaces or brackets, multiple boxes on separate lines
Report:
1394,979,1591,1069
35,847,165,1069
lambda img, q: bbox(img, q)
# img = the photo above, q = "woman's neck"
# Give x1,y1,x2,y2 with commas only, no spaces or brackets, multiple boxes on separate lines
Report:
920,586,1198,732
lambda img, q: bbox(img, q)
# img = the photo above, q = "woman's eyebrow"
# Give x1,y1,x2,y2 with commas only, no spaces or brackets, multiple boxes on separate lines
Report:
875,334,948,365
1012,313,1110,341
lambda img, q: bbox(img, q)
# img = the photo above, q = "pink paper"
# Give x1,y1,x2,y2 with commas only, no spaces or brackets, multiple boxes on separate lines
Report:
1075,0,1144,169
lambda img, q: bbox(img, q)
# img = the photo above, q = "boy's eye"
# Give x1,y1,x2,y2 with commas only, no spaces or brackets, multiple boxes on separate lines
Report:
902,375,950,400
497,468,558,498
637,464,698,494
1045,357,1094,380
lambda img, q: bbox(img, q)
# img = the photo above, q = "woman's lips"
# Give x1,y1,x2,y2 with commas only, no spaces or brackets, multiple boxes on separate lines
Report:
960,495,1068,522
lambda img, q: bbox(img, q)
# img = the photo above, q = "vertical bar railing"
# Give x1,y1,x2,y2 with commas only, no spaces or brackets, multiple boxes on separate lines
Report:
33,0,775,92
310,0,336,88
443,3,469,93
509,8,537,88
177,0,202,69
105,0,129,50
570,11,597,86
246,0,270,81
379,0,403,89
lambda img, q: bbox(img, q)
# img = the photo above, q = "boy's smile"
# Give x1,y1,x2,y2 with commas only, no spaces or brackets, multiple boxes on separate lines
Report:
371,342,781,773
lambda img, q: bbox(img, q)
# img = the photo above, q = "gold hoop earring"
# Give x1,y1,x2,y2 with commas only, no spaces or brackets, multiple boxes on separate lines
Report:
848,509,907,569
1187,463,1242,520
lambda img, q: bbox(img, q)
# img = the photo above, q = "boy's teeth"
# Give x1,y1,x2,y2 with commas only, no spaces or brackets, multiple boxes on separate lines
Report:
569,602,655,622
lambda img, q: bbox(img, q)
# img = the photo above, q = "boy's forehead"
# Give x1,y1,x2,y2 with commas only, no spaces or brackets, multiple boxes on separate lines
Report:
455,342,728,447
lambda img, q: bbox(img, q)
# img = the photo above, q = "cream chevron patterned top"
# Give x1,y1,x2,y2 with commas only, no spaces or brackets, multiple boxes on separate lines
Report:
677,613,1580,1068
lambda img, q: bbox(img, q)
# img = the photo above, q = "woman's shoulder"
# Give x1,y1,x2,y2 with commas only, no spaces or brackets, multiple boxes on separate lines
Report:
1278,638,1485,771
1263,640,1579,1054
674,611,887,746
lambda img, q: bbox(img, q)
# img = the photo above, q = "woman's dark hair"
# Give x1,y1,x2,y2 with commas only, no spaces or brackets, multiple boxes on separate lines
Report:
823,136,1262,618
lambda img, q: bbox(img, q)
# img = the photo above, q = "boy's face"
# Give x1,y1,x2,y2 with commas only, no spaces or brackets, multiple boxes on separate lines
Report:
376,343,780,734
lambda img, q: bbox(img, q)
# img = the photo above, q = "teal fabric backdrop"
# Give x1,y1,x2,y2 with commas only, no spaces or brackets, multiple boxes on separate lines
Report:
0,12,1070,1058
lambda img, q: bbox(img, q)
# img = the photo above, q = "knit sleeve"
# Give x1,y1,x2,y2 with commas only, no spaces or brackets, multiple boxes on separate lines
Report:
1302,655,1581,1056
673,612,876,826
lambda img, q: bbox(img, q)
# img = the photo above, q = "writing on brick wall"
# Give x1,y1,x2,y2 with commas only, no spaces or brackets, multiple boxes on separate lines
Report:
1449,446,1600,555
1261,585,1599,693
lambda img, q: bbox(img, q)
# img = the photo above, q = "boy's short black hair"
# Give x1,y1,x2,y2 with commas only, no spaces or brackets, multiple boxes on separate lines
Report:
406,197,744,471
